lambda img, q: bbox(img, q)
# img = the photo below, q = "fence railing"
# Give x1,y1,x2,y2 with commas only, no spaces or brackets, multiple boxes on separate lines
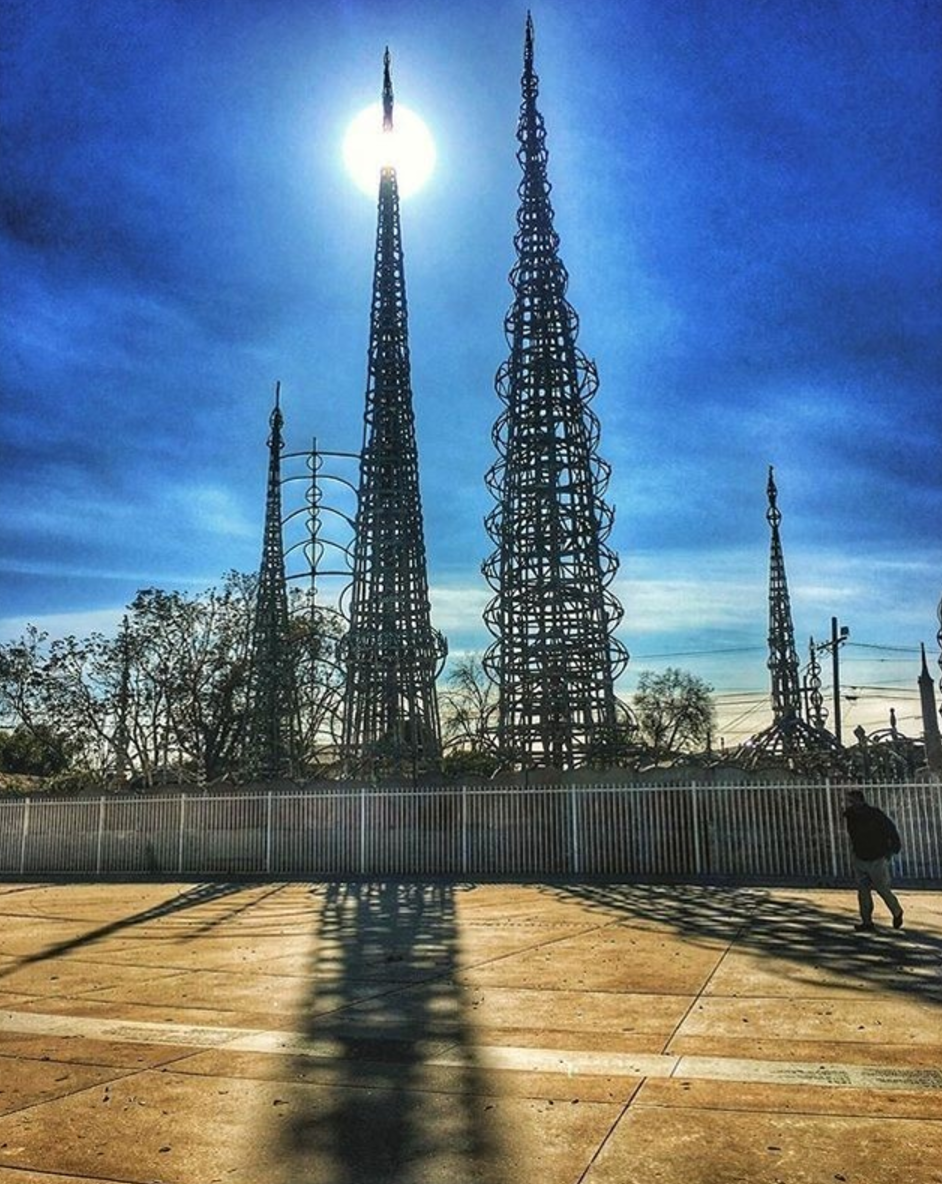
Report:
0,781,939,883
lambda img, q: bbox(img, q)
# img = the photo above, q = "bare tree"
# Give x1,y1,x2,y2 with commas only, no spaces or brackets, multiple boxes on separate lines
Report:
288,589,346,773
439,656,500,773
633,668,715,765
0,573,344,788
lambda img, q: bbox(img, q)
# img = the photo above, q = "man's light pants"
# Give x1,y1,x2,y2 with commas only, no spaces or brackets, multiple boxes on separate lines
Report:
852,855,902,924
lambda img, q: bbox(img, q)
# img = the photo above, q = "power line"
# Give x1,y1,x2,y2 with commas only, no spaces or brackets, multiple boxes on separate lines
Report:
721,699,769,733
632,641,927,663
631,646,765,659
846,642,921,654
844,656,917,664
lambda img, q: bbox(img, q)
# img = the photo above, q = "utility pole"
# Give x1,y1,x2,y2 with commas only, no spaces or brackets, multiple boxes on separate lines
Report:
828,616,850,746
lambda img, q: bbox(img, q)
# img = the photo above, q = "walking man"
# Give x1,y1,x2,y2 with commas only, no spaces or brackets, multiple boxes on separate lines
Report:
843,788,904,932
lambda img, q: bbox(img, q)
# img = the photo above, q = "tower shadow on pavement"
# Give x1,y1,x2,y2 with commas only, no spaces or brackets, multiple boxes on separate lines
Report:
276,881,502,1184
0,880,258,983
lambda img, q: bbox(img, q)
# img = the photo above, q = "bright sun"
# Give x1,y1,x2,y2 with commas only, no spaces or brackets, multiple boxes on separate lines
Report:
342,102,436,199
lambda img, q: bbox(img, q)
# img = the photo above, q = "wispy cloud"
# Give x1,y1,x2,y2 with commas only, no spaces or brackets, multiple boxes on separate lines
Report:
0,606,125,643
170,484,256,541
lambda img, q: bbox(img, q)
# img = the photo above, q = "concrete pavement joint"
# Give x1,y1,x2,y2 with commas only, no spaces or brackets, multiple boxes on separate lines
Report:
0,1064,146,1121
4,1006,938,1091
662,902,760,1071
573,911,753,1184
0,1168,137,1184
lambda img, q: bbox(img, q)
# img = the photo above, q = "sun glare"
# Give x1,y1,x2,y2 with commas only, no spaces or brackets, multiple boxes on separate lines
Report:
343,102,436,199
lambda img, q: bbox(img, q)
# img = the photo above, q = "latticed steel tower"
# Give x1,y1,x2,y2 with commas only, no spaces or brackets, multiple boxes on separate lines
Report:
482,15,628,770
341,51,446,776
245,384,298,779
742,467,836,765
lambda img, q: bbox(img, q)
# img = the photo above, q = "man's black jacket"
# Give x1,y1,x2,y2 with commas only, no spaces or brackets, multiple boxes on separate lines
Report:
844,801,902,860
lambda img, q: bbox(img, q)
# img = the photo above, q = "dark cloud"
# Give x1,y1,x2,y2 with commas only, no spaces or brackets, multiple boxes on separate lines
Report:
1,0,939,667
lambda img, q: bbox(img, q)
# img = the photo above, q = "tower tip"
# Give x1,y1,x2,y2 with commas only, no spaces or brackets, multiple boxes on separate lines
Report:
522,10,539,99
270,381,283,433
383,46,393,131
765,465,782,527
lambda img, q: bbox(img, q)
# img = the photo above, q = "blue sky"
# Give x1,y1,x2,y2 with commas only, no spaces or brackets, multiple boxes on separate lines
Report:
2,0,940,742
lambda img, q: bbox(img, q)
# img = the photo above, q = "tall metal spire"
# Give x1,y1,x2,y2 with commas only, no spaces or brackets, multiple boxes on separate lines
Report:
245,383,298,780
740,468,838,768
341,51,446,777
482,14,628,770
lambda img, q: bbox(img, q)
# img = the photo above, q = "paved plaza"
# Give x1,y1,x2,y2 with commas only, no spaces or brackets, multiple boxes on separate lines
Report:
0,879,939,1184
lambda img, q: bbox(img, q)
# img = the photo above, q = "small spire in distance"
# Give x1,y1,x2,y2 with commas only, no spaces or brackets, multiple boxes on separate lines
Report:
383,47,393,131
766,465,781,524
270,380,283,439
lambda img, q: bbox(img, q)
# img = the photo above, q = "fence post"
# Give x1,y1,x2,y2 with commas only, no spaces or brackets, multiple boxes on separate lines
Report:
569,787,581,876
461,786,468,877
95,796,106,876
823,778,839,881
177,794,186,876
19,797,30,875
359,787,367,876
265,790,273,875
690,781,702,878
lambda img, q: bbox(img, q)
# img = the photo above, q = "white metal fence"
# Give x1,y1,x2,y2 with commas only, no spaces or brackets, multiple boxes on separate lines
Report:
0,782,939,883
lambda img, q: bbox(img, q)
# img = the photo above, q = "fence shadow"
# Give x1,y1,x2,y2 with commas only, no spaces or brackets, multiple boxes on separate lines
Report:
0,881,256,981
541,882,942,1003
275,881,502,1184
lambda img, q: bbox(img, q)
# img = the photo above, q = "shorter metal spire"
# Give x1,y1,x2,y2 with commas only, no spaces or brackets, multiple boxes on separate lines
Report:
737,467,841,770
383,47,393,131
244,381,298,781
765,466,800,721
919,640,942,773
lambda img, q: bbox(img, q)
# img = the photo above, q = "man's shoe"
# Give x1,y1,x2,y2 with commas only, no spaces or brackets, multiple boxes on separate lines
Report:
855,921,876,932
893,911,904,930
